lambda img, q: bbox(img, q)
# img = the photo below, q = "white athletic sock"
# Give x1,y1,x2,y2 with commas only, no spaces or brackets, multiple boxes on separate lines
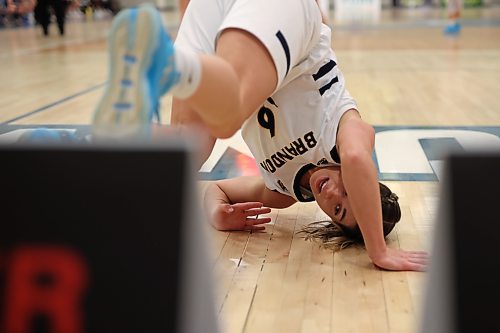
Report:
171,47,202,99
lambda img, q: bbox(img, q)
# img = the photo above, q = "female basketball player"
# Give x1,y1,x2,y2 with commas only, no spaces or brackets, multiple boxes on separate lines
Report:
93,1,428,271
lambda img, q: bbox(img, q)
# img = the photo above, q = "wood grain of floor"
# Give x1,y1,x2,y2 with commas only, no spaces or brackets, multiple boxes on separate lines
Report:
1,5,499,333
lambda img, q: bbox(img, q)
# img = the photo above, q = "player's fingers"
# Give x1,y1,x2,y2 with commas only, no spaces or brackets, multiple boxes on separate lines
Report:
406,262,427,272
246,217,272,225
407,252,429,261
409,256,429,265
244,225,266,232
408,250,428,256
233,202,264,210
244,207,271,216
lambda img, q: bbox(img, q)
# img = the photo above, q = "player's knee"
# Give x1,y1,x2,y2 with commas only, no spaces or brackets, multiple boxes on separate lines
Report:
211,124,239,139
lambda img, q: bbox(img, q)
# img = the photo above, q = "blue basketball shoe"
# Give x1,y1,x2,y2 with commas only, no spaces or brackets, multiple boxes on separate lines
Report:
92,4,179,138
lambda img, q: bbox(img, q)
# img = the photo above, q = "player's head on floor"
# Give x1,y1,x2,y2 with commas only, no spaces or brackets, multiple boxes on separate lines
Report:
301,176,401,251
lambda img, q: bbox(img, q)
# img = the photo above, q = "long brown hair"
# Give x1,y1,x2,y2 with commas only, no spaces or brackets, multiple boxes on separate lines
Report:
299,182,401,251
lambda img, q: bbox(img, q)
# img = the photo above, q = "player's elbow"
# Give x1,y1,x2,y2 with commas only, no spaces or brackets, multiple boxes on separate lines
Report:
341,143,373,166
339,123,375,160
359,122,375,147
341,149,364,166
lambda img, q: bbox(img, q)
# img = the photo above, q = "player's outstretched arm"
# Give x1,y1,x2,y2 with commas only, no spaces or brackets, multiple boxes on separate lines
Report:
336,110,428,271
204,176,296,231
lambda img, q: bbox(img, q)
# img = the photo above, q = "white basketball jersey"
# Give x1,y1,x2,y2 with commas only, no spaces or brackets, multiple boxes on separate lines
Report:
176,0,358,202
241,25,358,202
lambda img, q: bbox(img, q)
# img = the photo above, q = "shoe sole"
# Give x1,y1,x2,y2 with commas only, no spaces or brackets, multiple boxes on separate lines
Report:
92,5,161,138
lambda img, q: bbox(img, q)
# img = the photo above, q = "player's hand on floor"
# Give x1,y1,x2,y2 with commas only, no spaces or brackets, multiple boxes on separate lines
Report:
372,247,428,272
212,202,271,231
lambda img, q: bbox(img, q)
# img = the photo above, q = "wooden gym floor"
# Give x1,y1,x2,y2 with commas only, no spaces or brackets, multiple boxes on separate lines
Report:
1,4,500,333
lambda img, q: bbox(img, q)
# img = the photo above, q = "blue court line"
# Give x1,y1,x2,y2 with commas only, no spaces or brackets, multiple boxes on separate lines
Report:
2,82,106,125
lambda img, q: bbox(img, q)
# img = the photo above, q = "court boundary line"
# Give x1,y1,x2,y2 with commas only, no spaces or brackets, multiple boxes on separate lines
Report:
2,82,106,125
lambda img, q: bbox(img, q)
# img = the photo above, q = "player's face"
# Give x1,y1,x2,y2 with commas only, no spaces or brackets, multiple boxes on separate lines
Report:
309,166,356,229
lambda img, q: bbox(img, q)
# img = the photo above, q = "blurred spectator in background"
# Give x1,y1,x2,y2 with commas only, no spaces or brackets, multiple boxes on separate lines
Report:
0,0,35,27
444,0,462,34
78,0,119,21
34,0,67,35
